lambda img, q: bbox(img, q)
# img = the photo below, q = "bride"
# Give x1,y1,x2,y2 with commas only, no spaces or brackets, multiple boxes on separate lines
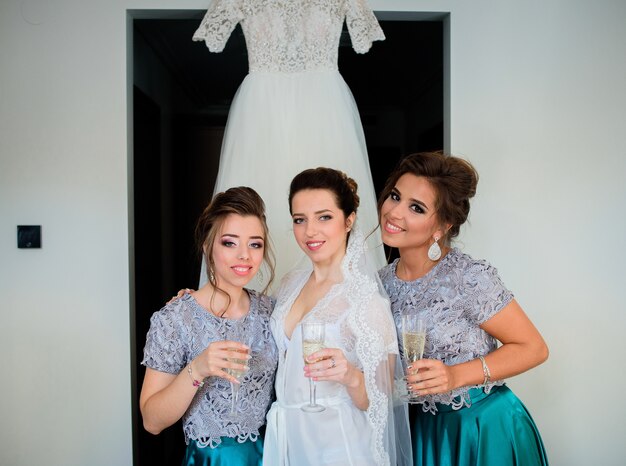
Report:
263,167,412,466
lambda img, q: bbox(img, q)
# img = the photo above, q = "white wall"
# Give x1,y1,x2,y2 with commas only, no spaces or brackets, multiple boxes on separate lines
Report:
0,1,133,465
381,1,626,465
1,1,624,465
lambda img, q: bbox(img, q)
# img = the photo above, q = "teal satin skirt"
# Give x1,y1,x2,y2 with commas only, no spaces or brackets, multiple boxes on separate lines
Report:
411,385,548,466
182,436,263,466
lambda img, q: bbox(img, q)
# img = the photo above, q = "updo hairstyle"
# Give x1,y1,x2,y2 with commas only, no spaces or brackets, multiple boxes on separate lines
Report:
288,167,360,219
195,186,275,296
377,152,478,244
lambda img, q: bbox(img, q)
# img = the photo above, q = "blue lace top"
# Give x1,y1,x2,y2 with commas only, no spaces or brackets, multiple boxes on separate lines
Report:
142,291,278,447
378,248,514,414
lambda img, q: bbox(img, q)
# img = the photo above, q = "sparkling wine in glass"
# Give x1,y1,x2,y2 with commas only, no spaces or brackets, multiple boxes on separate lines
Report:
225,324,249,414
301,321,326,413
401,314,426,403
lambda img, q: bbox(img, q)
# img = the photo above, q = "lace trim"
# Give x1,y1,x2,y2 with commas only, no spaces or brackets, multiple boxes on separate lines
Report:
192,430,260,448
346,0,386,54
193,0,385,73
192,0,243,52
417,381,505,415
343,229,391,466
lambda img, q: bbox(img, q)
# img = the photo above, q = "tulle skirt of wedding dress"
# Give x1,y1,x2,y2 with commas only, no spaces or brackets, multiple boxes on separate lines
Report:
202,69,385,290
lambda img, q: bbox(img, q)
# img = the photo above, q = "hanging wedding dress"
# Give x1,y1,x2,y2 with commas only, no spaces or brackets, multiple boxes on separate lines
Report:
193,0,386,288
263,229,412,465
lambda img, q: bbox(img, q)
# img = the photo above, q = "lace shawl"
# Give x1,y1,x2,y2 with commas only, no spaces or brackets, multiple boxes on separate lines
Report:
192,0,385,72
271,229,412,465
141,291,278,447
379,249,514,414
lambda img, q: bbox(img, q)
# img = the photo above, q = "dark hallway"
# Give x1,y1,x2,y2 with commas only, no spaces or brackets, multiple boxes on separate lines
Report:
131,15,444,465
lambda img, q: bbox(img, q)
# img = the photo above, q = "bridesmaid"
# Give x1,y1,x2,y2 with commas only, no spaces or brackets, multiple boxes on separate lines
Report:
140,187,278,466
377,152,549,466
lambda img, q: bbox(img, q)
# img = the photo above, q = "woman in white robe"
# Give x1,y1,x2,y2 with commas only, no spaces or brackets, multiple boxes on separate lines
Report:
262,168,411,466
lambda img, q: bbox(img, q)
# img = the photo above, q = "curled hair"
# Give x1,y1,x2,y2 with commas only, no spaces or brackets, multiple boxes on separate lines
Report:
378,152,479,244
195,187,275,312
288,167,360,219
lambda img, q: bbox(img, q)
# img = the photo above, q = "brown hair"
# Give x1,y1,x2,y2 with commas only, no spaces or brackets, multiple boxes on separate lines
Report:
288,167,360,218
377,152,478,244
195,187,275,310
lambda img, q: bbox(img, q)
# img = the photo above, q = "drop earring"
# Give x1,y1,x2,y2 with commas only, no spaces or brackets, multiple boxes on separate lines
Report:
428,236,442,261
207,262,215,283
256,266,264,283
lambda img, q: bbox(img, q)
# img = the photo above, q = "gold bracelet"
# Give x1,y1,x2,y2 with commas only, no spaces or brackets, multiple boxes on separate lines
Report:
187,363,205,388
478,355,491,385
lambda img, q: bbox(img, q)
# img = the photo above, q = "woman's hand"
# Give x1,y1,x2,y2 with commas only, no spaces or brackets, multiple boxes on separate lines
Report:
140,339,248,434
304,348,360,388
192,340,250,385
405,301,549,397
406,358,458,396
166,288,194,304
304,347,368,410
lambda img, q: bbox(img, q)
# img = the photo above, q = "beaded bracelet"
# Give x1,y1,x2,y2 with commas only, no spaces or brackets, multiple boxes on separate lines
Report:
478,355,491,385
187,363,205,388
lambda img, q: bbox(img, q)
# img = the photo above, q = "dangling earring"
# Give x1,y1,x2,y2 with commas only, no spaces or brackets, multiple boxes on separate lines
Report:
256,266,264,283
203,249,215,283
207,263,215,283
428,236,442,261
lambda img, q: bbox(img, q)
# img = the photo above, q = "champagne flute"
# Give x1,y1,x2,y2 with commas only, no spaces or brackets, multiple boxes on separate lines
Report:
225,324,249,414
401,314,426,403
301,321,326,413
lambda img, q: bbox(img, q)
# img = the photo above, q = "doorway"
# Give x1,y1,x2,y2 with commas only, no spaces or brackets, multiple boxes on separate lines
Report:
130,11,446,465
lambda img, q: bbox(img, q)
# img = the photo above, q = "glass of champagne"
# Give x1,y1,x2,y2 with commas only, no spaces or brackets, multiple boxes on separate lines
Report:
225,324,249,414
301,321,326,413
401,314,426,403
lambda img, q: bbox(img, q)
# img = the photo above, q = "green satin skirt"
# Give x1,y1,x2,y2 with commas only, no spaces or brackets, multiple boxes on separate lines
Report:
411,385,548,466
182,436,263,466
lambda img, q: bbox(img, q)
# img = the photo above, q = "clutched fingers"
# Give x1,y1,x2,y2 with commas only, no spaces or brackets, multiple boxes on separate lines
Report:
304,348,354,386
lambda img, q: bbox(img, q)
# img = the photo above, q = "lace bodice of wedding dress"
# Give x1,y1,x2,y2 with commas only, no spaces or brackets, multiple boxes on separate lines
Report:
193,0,385,72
